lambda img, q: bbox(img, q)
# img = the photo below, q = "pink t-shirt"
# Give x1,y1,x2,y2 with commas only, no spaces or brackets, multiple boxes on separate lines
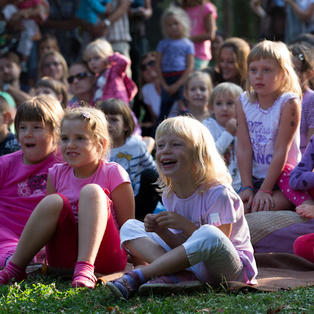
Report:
185,3,217,61
162,184,257,282
0,150,59,238
49,160,131,229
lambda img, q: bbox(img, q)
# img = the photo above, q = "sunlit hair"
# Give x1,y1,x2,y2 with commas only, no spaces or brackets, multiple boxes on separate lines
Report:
246,40,302,102
184,71,213,103
14,95,64,145
161,6,190,39
219,37,251,88
98,98,135,140
155,116,231,196
62,107,111,160
35,76,68,109
83,39,113,61
208,82,243,110
289,42,314,73
181,0,207,8
38,51,68,85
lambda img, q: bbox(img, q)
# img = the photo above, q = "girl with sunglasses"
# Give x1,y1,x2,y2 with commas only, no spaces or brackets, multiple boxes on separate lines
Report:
67,61,96,108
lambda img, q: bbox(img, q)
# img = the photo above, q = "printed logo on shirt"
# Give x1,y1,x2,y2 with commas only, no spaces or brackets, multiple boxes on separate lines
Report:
210,213,221,227
17,174,48,197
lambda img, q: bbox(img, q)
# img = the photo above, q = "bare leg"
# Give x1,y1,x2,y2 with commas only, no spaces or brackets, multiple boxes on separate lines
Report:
11,194,64,268
76,184,109,264
271,190,295,211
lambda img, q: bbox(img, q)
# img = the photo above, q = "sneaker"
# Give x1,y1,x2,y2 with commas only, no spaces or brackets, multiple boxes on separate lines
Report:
106,270,142,299
139,270,203,295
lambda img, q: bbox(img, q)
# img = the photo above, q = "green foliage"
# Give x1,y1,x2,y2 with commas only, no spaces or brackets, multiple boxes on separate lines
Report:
0,275,313,313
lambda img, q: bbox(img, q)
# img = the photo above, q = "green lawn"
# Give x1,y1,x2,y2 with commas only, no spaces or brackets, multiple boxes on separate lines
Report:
0,275,313,313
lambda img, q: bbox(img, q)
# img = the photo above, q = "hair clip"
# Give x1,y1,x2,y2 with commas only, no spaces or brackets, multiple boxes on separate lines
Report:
80,111,90,121
298,53,304,62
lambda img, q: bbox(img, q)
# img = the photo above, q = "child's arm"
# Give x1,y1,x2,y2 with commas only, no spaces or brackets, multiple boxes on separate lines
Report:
189,11,216,43
235,97,254,207
290,137,314,190
108,52,130,76
111,182,135,228
85,0,108,16
253,98,301,212
46,175,56,195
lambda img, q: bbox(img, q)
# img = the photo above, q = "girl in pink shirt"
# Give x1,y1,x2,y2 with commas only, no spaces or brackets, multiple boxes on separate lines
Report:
0,95,64,269
181,0,217,70
0,107,135,289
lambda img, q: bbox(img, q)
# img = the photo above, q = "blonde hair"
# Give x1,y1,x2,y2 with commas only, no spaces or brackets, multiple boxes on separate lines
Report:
219,37,251,88
161,6,190,39
35,76,68,109
208,82,243,110
98,98,135,140
38,51,68,85
246,40,302,102
83,39,114,61
62,107,111,159
181,0,207,8
155,116,231,196
14,95,64,145
184,71,213,96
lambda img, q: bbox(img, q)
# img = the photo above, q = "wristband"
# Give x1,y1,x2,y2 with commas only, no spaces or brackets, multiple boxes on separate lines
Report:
241,185,256,192
258,189,273,195
103,19,111,27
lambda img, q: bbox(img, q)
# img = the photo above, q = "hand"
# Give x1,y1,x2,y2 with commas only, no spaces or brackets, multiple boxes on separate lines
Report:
154,211,190,230
89,23,109,38
251,190,274,212
144,213,162,233
239,189,254,212
225,118,237,136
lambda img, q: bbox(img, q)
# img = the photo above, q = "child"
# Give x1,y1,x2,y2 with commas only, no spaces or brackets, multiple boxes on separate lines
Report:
0,107,135,288
106,116,257,299
289,42,314,154
154,6,195,129
83,39,140,135
203,82,243,192
236,40,312,213
0,95,20,156
37,33,60,58
0,95,63,269
183,71,212,122
83,39,137,106
34,76,68,109
1,0,49,70
99,98,159,220
181,0,217,70
289,139,314,262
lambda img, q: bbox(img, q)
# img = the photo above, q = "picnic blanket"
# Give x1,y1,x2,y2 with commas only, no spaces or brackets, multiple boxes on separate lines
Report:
95,253,314,292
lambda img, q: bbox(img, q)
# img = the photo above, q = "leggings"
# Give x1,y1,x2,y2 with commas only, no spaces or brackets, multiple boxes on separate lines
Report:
45,193,127,274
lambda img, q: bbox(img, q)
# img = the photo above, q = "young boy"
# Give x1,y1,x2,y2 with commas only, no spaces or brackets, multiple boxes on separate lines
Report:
0,94,20,156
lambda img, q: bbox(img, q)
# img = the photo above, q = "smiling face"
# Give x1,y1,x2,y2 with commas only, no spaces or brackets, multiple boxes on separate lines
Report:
219,47,239,83
18,121,55,165
68,64,94,97
156,134,194,183
211,92,236,127
60,119,101,178
248,58,284,100
184,77,210,109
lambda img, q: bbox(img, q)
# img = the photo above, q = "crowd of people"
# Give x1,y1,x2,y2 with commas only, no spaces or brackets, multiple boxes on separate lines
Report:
0,0,314,300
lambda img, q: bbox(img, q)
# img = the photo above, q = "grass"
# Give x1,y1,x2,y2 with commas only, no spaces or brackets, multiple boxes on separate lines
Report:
0,275,313,313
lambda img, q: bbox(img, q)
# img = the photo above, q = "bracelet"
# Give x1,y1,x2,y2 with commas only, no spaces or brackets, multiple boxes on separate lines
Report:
241,185,256,192
258,189,273,195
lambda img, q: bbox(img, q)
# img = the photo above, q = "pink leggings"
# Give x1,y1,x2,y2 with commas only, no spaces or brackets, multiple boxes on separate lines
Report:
294,233,314,263
45,193,127,275
277,164,312,207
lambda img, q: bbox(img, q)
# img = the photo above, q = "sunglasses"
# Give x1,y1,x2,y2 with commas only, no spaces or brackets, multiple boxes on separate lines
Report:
141,60,155,71
67,72,94,84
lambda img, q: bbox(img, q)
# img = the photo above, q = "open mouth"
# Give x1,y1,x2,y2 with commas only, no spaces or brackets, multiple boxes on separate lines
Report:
162,159,176,166
25,143,35,148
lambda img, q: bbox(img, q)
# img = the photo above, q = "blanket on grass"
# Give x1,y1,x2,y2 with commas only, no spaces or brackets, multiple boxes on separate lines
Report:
94,253,314,292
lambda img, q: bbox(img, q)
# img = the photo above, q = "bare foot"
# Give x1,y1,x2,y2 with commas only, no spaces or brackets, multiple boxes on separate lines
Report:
296,204,314,219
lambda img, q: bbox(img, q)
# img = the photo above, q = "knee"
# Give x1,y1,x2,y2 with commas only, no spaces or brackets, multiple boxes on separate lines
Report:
36,194,64,215
80,184,104,201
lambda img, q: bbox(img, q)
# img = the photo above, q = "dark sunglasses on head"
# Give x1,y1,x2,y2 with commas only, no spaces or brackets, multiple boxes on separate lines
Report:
67,72,94,84
141,60,155,71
